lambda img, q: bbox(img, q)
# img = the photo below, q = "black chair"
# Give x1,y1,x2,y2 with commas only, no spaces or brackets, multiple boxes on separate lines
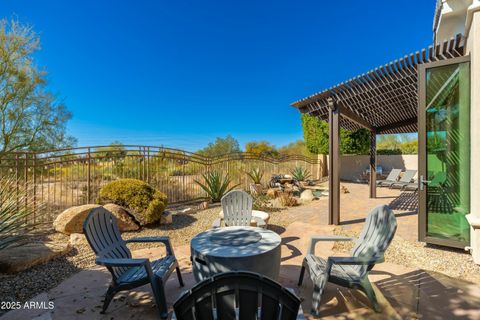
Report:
83,207,183,319
173,271,304,320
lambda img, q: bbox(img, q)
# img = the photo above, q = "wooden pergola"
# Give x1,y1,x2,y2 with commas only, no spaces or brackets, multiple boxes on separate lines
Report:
291,35,465,225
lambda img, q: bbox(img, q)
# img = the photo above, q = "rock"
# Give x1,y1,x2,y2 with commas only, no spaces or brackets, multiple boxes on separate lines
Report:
53,204,101,235
103,203,140,231
160,210,173,224
284,183,293,189
270,198,284,208
199,201,209,210
69,233,87,246
266,188,279,198
0,241,71,273
300,189,315,201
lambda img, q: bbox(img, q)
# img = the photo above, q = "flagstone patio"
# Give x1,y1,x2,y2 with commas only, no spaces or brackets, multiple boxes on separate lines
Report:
2,183,480,319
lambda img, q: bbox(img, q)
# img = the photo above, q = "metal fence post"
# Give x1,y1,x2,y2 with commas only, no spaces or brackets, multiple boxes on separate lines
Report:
146,146,150,183
33,153,37,223
87,147,91,203
15,153,19,211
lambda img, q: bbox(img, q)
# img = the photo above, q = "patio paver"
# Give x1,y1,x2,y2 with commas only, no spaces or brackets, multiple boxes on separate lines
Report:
2,183,479,319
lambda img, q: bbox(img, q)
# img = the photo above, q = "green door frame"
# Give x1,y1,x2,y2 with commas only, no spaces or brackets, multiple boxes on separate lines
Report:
417,54,471,249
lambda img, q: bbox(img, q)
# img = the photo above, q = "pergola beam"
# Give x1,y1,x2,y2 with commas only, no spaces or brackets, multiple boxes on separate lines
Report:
328,98,340,225
369,130,377,198
337,101,374,131
376,117,417,133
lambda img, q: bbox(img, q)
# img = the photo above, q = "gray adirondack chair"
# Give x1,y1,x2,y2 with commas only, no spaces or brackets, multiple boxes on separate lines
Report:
389,170,417,189
298,205,397,315
213,190,266,228
173,271,304,320
83,207,184,319
376,168,401,186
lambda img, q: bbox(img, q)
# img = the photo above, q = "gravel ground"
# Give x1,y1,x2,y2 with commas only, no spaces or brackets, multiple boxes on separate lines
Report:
332,227,480,284
0,205,291,306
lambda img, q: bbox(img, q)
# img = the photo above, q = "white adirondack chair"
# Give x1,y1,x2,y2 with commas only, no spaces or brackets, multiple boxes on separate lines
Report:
212,190,266,228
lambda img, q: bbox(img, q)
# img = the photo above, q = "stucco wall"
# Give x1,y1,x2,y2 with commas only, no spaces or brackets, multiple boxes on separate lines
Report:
328,154,418,182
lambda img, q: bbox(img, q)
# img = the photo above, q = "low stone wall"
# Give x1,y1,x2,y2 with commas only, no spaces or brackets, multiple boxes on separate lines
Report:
327,154,418,182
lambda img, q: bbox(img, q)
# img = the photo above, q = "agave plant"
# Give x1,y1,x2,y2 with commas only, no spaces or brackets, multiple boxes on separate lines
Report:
246,167,264,185
195,170,239,202
0,178,38,251
291,166,311,181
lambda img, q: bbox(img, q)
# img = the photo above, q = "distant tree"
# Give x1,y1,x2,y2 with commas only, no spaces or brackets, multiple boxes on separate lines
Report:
301,114,370,155
197,135,241,157
278,140,312,156
245,141,278,157
376,134,418,154
0,19,75,153
95,141,126,158
377,134,401,151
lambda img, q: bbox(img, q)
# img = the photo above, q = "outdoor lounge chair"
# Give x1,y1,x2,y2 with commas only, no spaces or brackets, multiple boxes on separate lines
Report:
388,169,417,189
402,179,419,191
298,205,397,316
213,190,266,228
376,168,401,186
173,271,304,320
83,207,184,319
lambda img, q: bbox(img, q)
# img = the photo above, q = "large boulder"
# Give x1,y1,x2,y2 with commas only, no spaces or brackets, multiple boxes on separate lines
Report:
54,203,140,235
103,203,140,231
0,241,71,273
160,210,173,224
53,204,101,235
300,189,315,202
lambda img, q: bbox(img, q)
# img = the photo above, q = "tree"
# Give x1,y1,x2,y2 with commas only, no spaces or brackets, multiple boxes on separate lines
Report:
197,135,241,157
95,141,126,158
377,134,401,151
301,114,370,155
245,141,278,157
0,19,75,153
301,114,329,154
278,140,312,156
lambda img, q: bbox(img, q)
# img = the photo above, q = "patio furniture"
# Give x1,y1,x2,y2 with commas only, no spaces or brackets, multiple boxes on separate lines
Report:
298,205,397,315
402,179,419,191
213,190,266,228
219,209,270,227
384,169,417,188
191,226,281,282
376,168,401,186
173,271,304,320
83,207,183,319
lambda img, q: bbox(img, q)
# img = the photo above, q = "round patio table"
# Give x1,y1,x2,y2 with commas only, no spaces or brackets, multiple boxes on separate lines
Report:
190,226,281,282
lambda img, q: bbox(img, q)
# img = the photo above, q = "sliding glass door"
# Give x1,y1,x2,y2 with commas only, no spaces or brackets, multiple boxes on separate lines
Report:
418,55,470,248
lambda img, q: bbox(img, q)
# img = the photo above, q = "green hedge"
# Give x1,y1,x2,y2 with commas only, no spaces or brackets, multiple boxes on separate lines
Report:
98,179,167,225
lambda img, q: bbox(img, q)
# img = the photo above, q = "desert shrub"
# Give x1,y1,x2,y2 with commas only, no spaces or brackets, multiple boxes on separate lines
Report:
279,193,298,207
291,166,311,181
0,178,44,251
252,194,273,212
98,179,167,225
194,170,238,202
246,167,264,184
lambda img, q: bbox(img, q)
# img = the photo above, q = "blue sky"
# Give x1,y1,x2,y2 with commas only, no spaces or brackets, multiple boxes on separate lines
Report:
2,0,435,151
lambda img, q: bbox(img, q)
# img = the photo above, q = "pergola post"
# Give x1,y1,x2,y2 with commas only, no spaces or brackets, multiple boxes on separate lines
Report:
369,130,377,198
328,98,340,225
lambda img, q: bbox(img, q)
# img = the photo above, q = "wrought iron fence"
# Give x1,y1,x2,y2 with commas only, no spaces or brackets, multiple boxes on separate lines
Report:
0,146,324,224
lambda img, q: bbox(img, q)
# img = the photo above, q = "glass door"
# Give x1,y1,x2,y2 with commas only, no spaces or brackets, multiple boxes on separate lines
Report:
418,56,470,248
